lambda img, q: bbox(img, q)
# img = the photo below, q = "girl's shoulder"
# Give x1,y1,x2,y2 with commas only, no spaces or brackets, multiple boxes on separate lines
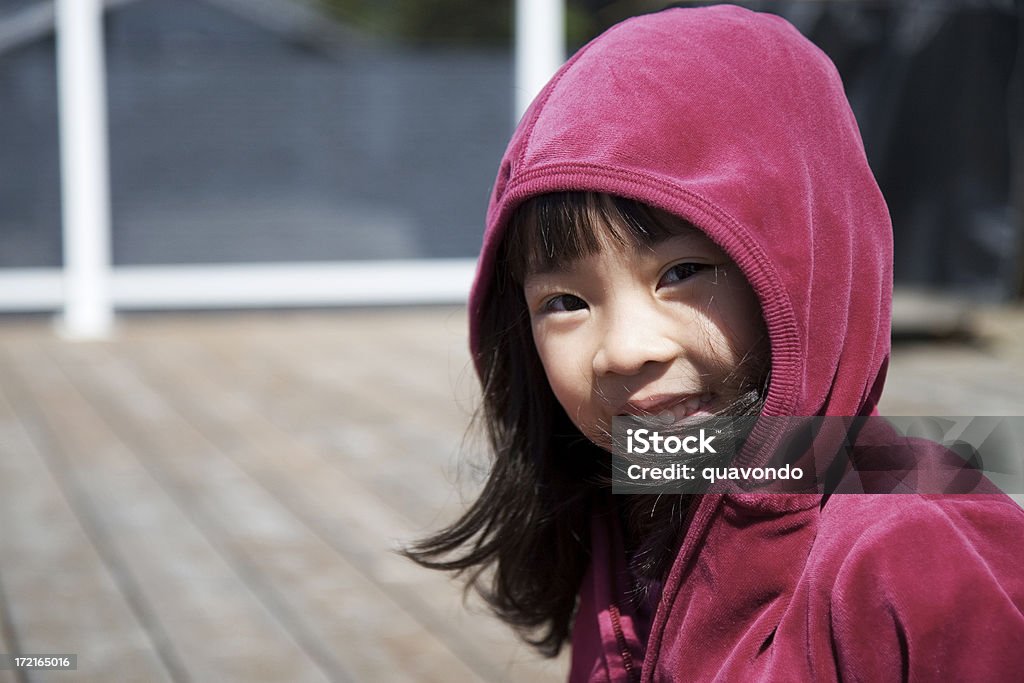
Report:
811,493,1024,678
818,490,1024,546
813,491,1024,574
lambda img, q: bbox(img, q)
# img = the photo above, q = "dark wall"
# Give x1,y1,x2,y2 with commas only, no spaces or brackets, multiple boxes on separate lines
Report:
576,0,1024,300
0,0,513,267
792,1,1023,300
3,0,1019,299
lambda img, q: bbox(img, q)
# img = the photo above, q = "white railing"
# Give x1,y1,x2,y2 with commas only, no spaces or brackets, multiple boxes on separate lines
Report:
6,0,566,336
0,261,475,313
515,0,566,120
56,0,113,337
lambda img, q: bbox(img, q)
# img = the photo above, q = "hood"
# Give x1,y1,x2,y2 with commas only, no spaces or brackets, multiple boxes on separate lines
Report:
468,4,893,425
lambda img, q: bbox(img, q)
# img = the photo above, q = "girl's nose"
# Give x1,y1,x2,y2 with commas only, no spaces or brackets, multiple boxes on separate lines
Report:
592,311,678,377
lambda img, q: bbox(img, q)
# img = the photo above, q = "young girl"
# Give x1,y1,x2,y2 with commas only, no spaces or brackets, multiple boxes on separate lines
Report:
407,6,1024,681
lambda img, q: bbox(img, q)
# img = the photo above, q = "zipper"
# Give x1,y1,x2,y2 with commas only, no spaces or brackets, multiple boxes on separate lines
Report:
608,603,640,683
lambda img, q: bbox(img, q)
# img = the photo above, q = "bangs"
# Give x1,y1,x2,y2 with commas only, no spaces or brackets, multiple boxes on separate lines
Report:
503,192,693,283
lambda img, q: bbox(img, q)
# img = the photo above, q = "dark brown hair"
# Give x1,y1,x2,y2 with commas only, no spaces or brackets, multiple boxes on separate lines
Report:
403,192,769,656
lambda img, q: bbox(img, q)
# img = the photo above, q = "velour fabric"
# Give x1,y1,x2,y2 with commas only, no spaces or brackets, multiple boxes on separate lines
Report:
466,5,1024,681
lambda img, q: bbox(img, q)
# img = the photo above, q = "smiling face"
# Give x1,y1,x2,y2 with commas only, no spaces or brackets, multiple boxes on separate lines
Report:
515,194,768,451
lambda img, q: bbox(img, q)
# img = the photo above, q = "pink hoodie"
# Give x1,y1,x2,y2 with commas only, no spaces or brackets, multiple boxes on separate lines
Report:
468,6,1024,680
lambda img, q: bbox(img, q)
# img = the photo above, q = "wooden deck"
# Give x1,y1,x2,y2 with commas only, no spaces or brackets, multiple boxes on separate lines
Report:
0,304,1022,682
0,308,566,683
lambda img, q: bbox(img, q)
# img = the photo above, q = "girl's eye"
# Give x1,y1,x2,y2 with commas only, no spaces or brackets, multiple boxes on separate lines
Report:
543,294,588,313
659,263,710,287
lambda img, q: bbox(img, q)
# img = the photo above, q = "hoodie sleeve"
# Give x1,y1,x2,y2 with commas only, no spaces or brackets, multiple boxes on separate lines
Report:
828,496,1024,681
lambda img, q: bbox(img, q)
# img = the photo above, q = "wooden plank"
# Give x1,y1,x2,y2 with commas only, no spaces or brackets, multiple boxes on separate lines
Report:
184,317,493,564
185,336,464,528
146,311,565,679
0,606,21,683
193,317,484,521
2,343,334,683
882,352,1024,415
96,324,566,681
0,360,175,683
50,340,486,683
107,315,473,536
0,577,21,683
102,311,471,532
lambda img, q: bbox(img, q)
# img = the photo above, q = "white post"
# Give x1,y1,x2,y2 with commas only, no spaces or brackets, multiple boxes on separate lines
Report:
56,0,113,338
515,0,565,121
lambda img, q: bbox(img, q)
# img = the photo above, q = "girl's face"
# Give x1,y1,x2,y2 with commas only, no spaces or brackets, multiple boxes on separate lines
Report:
523,226,766,451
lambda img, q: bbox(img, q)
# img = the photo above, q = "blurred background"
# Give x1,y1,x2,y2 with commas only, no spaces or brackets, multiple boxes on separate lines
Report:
0,0,1021,681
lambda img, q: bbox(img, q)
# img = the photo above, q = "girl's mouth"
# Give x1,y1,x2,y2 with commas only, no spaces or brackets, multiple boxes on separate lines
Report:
618,392,716,425
654,393,715,425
